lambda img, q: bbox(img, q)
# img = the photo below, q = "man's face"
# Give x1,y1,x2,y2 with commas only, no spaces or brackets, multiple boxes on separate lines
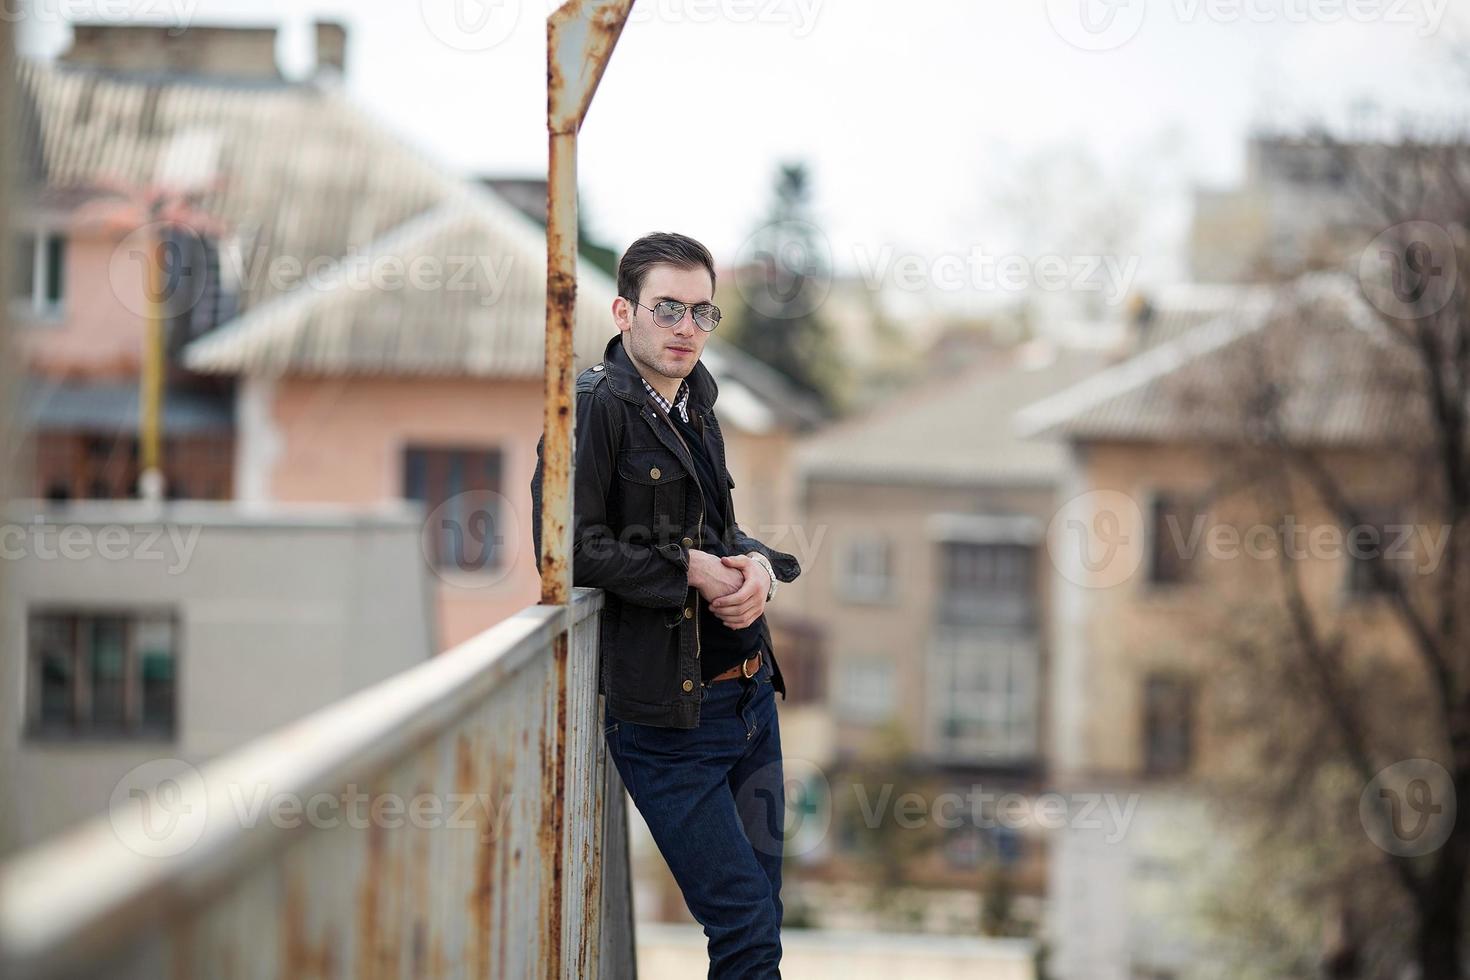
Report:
614,263,713,382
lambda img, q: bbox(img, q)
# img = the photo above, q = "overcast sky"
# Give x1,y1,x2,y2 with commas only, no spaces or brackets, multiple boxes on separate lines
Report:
18,0,1470,291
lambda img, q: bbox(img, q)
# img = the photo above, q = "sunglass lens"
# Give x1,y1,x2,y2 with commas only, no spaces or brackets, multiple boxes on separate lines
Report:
693,305,721,331
653,301,684,327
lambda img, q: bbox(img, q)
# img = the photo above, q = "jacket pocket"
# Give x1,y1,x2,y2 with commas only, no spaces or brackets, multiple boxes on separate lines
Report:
616,447,687,543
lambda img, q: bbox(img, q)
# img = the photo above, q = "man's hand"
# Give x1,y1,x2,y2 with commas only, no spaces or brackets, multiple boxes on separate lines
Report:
708,554,770,630
687,549,745,605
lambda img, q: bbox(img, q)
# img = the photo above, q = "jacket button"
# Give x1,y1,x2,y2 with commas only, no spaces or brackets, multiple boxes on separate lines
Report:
681,536,693,548
650,467,661,479
682,679,694,692
683,606,694,619
592,364,604,371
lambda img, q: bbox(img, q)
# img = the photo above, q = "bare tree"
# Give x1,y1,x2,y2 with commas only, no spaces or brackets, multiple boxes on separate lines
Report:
1174,134,1470,978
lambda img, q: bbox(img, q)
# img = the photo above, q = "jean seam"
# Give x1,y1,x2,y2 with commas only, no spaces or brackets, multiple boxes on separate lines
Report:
608,724,640,800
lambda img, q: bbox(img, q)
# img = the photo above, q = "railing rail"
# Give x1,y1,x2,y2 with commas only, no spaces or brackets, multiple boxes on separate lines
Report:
0,588,632,979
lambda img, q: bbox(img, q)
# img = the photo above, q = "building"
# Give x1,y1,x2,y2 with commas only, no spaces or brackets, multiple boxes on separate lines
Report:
1018,275,1427,979
12,21,821,651
767,336,1111,933
0,498,435,854
1188,132,1465,283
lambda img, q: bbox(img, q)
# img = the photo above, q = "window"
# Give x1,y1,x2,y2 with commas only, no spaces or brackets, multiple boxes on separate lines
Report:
838,536,892,603
403,445,504,571
930,630,1038,762
1142,672,1194,776
1147,493,1198,586
1345,509,1402,599
27,610,178,739
11,229,66,318
833,655,894,723
939,541,1035,626
28,432,233,501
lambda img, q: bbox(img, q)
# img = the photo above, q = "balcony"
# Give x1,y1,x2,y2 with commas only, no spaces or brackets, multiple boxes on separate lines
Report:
0,588,636,979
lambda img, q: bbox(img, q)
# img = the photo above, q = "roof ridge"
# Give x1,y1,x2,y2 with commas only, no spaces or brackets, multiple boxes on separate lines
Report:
182,203,470,372
1012,298,1273,441
1012,272,1396,442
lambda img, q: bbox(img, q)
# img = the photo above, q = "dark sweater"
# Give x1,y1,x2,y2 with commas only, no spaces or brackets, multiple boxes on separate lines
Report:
672,407,765,682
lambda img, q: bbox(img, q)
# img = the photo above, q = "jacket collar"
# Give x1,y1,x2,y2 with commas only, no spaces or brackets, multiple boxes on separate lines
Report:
601,333,718,412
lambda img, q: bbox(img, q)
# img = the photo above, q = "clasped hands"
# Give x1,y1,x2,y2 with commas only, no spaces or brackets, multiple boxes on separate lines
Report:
687,549,771,630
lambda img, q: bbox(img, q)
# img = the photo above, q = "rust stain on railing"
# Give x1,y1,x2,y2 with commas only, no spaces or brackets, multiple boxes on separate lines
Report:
0,592,634,979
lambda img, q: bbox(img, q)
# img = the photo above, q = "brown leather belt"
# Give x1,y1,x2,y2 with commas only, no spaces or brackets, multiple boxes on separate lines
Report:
703,649,761,686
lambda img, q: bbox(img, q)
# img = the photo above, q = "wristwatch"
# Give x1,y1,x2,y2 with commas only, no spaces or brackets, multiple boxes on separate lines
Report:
747,551,778,603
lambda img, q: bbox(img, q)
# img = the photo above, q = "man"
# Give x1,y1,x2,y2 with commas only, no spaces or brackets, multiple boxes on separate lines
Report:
531,232,800,978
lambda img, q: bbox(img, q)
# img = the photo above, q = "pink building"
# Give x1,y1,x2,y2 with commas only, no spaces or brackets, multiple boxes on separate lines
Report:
14,23,820,650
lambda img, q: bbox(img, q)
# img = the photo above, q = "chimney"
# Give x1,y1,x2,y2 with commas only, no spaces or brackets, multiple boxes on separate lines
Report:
61,23,282,80
314,21,348,80
1108,290,1155,362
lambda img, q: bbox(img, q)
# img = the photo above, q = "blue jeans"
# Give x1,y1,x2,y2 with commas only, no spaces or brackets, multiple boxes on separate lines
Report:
604,651,784,979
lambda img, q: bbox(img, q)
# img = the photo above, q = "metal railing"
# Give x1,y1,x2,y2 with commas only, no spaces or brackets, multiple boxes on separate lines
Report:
0,589,634,979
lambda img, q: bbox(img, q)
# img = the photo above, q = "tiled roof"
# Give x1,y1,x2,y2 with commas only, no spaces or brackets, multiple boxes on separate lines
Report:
18,58,810,426
1016,275,1426,448
797,341,1110,487
17,59,446,315
180,191,616,377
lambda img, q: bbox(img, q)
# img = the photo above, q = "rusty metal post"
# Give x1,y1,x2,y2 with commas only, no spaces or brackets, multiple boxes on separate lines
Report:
543,3,632,976
138,221,167,503
0,0,14,816
541,0,633,607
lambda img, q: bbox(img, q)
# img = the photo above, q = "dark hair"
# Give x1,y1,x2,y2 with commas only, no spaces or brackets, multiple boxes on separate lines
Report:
616,232,717,305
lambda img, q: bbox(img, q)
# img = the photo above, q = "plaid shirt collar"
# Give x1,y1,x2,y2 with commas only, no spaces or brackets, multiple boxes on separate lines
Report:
641,376,691,424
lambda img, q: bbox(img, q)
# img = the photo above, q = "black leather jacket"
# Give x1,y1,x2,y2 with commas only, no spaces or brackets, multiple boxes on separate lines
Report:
531,334,802,728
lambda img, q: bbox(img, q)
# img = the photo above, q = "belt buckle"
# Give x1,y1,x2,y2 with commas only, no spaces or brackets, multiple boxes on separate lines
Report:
741,652,759,679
